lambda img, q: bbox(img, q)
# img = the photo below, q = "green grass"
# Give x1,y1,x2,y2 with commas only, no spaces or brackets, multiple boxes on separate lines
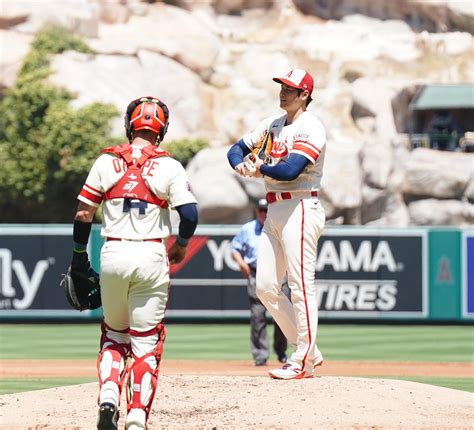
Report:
1,324,473,362
319,325,474,362
384,377,474,393
0,377,95,395
0,324,473,394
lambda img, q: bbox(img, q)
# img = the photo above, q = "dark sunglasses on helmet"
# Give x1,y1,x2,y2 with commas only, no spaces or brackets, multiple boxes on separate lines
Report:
140,97,160,104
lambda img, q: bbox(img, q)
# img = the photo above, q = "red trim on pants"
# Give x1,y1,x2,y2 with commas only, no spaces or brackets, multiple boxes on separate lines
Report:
300,200,312,369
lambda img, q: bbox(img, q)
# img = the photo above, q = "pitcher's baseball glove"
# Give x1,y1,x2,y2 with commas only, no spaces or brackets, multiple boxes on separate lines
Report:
61,266,102,311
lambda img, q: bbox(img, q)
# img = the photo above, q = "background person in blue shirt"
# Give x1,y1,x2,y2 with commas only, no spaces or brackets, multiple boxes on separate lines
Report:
231,199,288,366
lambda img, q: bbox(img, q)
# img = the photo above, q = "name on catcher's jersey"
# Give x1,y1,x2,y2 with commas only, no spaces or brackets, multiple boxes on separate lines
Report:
242,111,326,193
78,145,197,240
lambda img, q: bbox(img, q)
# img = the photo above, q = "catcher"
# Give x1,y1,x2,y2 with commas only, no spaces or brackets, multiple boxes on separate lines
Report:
64,96,198,430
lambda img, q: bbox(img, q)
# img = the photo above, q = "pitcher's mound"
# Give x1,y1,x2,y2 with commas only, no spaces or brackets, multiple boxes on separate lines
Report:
0,375,472,429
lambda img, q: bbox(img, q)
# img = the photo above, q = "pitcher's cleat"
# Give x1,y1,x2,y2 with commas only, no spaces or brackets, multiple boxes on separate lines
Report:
269,363,306,380
314,354,324,370
304,356,324,379
97,402,118,430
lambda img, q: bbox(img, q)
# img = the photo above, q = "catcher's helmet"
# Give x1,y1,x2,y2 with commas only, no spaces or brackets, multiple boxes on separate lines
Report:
125,96,169,143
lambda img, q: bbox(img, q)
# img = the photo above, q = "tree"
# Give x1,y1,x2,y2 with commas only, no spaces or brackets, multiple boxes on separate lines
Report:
0,26,120,222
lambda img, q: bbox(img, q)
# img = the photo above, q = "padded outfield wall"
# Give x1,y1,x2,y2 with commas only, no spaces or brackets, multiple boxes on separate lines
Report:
0,225,472,322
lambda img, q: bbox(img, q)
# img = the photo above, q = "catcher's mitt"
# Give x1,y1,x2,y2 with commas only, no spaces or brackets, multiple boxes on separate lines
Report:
60,266,102,311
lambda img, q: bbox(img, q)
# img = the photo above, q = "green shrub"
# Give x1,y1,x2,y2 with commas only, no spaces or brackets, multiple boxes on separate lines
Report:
161,137,207,167
0,24,207,222
0,25,118,223
17,25,92,86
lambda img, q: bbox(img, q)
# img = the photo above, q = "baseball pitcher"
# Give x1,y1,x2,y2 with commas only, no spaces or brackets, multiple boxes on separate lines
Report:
227,69,326,380
70,96,198,429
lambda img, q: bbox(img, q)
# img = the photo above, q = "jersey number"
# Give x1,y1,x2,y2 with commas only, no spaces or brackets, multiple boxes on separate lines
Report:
123,199,148,215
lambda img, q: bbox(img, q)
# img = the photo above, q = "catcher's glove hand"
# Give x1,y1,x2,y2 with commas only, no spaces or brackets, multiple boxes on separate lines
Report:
60,265,102,311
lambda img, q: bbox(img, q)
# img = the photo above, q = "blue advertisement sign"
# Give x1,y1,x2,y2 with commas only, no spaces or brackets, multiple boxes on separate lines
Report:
462,232,474,318
0,226,99,319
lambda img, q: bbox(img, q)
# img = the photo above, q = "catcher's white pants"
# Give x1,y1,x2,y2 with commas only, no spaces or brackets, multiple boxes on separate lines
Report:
100,240,169,357
256,197,325,372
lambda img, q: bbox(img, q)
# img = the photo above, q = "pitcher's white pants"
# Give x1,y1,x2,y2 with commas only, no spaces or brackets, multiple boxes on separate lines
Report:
256,198,325,372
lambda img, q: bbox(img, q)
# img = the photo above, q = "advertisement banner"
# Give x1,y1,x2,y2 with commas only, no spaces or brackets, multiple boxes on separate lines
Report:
314,231,427,317
462,231,474,319
0,225,429,320
168,227,428,319
167,230,248,316
0,226,96,319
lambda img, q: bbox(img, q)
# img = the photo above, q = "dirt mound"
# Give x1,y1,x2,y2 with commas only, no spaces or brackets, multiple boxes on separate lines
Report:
0,375,472,429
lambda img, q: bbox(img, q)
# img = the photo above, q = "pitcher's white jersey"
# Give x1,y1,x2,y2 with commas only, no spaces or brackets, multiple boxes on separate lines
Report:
242,111,326,193
78,145,197,240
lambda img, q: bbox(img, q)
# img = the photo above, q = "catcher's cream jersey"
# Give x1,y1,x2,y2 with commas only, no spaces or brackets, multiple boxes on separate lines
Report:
78,144,197,240
242,111,326,193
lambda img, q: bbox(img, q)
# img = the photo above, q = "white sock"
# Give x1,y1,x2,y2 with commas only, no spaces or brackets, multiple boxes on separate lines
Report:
100,381,119,407
126,408,146,429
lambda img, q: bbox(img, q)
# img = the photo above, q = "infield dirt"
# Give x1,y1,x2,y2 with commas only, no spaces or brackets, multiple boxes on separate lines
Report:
0,359,473,429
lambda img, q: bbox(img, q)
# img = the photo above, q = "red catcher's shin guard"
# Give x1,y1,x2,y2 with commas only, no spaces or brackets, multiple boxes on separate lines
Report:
127,324,166,420
97,322,131,406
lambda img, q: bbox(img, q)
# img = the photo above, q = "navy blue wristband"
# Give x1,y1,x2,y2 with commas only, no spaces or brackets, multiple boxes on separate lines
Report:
227,139,250,169
176,236,189,247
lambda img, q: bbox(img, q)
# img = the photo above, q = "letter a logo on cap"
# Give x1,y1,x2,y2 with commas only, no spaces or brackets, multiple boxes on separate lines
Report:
273,69,314,94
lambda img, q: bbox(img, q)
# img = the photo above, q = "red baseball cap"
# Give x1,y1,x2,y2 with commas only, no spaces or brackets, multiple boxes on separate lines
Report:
273,69,314,94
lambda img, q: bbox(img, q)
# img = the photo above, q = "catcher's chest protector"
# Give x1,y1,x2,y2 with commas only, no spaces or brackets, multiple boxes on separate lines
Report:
102,144,170,208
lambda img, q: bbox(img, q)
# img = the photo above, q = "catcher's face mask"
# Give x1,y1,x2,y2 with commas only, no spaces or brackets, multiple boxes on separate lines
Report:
125,96,170,144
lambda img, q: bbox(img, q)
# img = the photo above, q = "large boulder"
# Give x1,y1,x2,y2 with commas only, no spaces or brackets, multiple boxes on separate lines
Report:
408,199,474,226
167,0,276,14
0,29,32,88
3,0,99,37
97,0,130,24
213,0,276,14
88,3,221,75
359,140,393,189
363,190,410,227
210,47,292,142
320,138,363,224
391,85,420,134
402,148,473,199
352,78,411,140
235,174,266,202
48,50,214,141
186,146,252,224
361,185,387,224
287,15,419,63
446,0,474,33
293,0,474,33
465,177,474,202
422,31,473,56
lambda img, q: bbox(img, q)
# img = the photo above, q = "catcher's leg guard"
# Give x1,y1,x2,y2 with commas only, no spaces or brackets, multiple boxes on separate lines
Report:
126,323,166,429
98,322,131,408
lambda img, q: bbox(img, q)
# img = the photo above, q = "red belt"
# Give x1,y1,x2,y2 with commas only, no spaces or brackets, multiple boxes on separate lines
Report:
266,191,318,204
106,237,162,243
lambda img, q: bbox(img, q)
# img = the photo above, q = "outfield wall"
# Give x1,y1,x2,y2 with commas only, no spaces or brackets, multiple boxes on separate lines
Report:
0,225,472,322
